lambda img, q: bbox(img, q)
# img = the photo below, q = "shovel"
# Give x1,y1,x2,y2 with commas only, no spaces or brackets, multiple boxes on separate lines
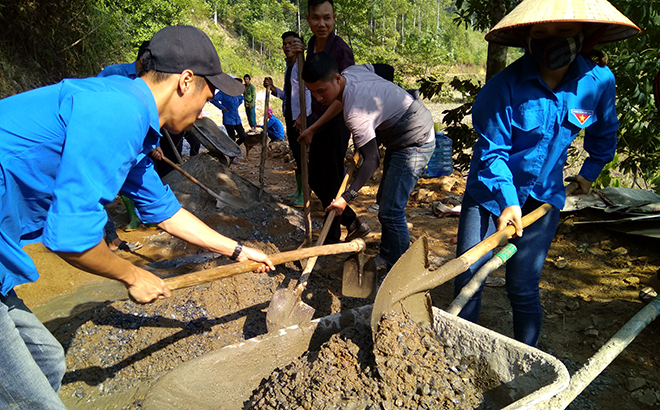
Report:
266,152,358,332
445,243,517,315
371,183,579,336
164,238,366,290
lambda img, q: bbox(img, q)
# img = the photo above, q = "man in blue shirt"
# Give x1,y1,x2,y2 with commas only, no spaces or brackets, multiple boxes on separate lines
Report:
0,25,274,409
97,40,150,78
210,79,248,146
453,0,639,347
98,40,155,235
258,109,285,141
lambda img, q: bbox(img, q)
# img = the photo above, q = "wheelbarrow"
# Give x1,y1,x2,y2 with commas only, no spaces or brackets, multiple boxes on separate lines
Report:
141,305,569,410
187,117,241,167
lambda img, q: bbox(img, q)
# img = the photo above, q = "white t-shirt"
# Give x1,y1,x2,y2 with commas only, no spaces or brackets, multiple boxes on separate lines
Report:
341,65,419,148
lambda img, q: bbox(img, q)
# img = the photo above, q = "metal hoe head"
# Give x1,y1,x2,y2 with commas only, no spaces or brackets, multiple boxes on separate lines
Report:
266,288,315,332
342,252,377,299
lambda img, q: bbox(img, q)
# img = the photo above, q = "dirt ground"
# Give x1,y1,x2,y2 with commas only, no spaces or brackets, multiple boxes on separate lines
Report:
15,99,660,409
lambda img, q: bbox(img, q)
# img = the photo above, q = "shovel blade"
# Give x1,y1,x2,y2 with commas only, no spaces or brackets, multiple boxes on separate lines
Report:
371,236,433,336
342,253,377,299
266,288,315,332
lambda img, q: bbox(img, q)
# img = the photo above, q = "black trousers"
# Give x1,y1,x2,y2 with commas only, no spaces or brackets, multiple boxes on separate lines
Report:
285,118,302,169
225,123,247,146
308,116,357,243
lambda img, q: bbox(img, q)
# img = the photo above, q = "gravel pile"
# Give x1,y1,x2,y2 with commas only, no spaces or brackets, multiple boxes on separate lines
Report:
248,311,490,410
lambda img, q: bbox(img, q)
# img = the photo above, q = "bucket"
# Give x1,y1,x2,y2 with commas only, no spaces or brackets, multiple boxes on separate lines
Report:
424,131,453,177
142,306,569,410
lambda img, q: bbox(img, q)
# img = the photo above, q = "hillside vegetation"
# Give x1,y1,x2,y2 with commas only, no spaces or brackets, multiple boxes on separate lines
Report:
0,0,487,98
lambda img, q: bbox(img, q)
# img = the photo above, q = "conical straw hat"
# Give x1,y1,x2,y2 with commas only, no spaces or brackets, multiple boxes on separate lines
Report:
485,0,640,46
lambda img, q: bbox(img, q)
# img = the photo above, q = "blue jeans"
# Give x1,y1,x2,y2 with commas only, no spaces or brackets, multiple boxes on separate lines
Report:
377,141,434,270
103,207,119,243
0,291,67,409
454,193,560,347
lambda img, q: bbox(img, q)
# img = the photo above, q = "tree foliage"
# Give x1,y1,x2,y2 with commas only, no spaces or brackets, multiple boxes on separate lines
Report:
450,0,660,189
603,1,660,188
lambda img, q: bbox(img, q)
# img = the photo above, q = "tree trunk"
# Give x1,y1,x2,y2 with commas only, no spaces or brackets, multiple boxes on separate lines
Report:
485,0,507,82
297,0,301,35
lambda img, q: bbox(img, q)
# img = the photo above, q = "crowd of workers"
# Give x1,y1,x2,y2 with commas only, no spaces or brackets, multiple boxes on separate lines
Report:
0,0,645,408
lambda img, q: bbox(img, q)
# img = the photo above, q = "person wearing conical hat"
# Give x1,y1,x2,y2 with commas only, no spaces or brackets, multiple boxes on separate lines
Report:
453,0,639,347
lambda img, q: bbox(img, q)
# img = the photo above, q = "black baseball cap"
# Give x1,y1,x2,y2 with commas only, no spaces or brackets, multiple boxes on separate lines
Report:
147,25,244,96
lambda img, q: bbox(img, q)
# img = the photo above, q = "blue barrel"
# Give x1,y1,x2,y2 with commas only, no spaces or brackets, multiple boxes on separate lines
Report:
424,132,453,177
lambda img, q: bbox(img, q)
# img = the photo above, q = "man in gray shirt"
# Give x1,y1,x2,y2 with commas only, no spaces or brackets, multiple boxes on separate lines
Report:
303,52,435,271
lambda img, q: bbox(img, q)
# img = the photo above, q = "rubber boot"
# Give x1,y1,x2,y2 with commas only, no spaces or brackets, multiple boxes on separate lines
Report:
288,169,302,198
292,172,304,208
122,196,141,232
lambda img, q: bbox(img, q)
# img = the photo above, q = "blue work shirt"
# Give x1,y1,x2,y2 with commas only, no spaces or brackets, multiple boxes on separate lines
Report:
266,116,285,140
0,76,181,295
466,53,618,215
210,91,244,126
97,61,138,79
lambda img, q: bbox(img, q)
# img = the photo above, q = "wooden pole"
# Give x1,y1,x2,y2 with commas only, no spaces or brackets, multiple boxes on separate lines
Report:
259,89,270,200
297,52,312,243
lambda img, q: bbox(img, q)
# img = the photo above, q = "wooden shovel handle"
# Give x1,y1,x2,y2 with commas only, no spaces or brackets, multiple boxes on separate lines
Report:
296,151,361,292
157,155,224,204
460,182,578,268
297,52,312,242
164,238,366,290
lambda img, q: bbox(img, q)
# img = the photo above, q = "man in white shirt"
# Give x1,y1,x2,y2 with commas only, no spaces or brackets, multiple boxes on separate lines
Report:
302,52,435,271
263,31,312,207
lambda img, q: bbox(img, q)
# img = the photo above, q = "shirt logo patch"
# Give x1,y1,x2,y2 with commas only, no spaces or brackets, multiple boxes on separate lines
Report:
571,109,594,125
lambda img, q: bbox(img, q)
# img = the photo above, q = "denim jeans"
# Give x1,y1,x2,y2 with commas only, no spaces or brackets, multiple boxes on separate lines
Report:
103,207,119,243
0,291,67,410
454,192,560,347
377,141,434,270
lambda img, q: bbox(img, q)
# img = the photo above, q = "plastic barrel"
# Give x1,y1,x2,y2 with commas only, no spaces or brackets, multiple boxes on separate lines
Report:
424,132,453,177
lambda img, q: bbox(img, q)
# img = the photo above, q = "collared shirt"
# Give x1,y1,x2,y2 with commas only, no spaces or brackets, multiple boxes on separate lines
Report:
97,61,138,79
306,31,354,121
243,83,256,108
266,116,285,140
274,59,312,121
210,91,244,126
467,53,618,215
341,65,433,148
0,76,181,295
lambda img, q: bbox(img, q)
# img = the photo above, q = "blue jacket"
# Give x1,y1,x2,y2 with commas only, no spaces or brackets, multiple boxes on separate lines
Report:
210,91,244,126
266,116,285,140
467,53,618,215
97,62,138,79
0,76,181,295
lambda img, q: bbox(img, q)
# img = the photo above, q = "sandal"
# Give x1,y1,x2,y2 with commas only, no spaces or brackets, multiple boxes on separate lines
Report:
639,286,658,302
114,241,143,253
639,271,660,302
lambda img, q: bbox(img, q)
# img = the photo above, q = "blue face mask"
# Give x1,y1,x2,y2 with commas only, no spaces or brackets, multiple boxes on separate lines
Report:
527,32,584,70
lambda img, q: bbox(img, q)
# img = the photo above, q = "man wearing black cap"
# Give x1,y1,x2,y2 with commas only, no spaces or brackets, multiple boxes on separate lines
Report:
0,25,274,409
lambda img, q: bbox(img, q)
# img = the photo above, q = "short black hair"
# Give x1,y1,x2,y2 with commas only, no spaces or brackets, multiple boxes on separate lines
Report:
308,0,333,13
244,74,251,80
282,31,300,41
302,52,338,83
137,41,150,60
